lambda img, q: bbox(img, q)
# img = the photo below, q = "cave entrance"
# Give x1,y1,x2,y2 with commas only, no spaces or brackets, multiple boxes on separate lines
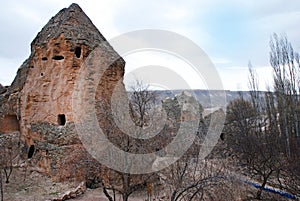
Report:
220,133,225,141
0,114,20,133
28,145,35,159
58,114,66,126
75,47,81,58
52,55,64,60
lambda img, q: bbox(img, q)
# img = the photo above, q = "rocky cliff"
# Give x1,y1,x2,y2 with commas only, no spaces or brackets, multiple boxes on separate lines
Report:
0,3,126,184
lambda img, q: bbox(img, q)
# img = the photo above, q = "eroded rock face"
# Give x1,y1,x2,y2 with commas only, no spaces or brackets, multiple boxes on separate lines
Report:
0,3,126,182
0,114,19,133
0,83,6,94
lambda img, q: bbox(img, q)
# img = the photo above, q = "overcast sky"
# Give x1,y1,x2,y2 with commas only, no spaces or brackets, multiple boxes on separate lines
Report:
1,0,300,90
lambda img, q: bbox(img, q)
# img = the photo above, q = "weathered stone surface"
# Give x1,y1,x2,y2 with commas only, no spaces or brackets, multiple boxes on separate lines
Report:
52,181,86,201
0,83,6,94
0,114,19,133
0,3,126,183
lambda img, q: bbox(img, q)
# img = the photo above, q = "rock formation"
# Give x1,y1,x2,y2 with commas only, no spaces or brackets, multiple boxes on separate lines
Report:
0,3,125,183
52,181,86,201
0,83,6,94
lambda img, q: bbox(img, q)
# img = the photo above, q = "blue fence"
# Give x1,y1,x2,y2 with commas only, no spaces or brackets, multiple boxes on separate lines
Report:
243,180,297,200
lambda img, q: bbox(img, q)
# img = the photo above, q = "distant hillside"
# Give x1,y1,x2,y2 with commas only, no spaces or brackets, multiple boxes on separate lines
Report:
152,90,262,108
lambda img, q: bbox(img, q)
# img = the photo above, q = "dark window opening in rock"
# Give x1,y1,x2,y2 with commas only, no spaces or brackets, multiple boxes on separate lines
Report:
41,73,44,76
220,133,225,141
0,114,19,133
28,145,35,159
42,57,48,61
30,66,34,69
58,114,66,126
75,47,81,58
52,55,64,60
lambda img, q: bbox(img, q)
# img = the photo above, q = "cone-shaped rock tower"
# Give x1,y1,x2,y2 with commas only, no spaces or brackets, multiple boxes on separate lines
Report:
0,3,126,182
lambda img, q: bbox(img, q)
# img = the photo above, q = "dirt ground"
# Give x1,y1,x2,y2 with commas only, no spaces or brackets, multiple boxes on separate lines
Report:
2,167,82,201
72,189,149,201
2,167,167,201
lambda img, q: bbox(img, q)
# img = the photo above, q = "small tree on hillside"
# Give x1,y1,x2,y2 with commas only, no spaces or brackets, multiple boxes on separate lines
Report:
128,79,157,128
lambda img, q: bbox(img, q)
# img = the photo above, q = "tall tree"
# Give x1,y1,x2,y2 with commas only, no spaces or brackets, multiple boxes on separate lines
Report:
248,62,264,139
269,34,300,196
270,33,300,158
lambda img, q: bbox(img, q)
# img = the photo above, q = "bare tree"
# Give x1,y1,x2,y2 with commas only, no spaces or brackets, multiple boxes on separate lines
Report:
128,79,157,128
97,80,159,201
99,106,152,201
0,136,19,184
268,33,300,197
248,62,265,140
101,165,155,201
225,96,283,199
223,34,300,200
270,33,300,158
0,134,20,201
159,153,228,201
157,101,228,201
